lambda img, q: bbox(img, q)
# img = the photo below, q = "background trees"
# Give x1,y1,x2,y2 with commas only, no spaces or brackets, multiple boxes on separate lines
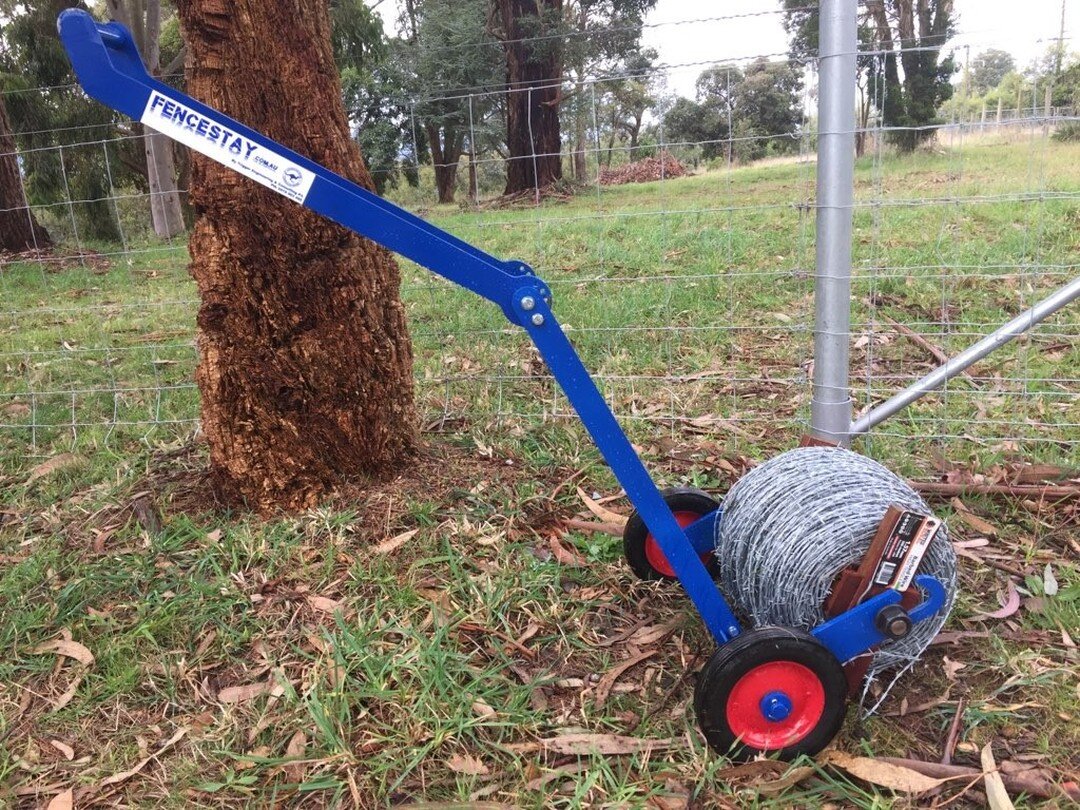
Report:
332,0,422,195
490,0,564,194
783,0,956,153
1,0,126,242
401,0,503,203
970,48,1016,95
5,0,1069,227
662,58,804,165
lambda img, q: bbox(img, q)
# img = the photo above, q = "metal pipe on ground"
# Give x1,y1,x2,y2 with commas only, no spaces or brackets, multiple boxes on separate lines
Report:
851,275,1080,437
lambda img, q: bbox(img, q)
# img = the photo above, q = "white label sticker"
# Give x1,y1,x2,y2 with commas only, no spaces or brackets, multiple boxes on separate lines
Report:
140,90,315,204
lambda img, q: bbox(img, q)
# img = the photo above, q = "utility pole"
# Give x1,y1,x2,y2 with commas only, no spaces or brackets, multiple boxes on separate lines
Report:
1057,0,1067,78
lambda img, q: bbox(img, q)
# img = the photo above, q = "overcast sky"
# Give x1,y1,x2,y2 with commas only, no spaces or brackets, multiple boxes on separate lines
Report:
368,0,1076,99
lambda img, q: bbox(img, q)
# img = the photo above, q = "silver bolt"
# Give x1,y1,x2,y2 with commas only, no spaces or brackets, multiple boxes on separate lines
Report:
520,296,535,311
889,617,910,637
531,313,545,326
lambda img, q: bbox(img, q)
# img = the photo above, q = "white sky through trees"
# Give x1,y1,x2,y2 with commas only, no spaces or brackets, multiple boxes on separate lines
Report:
368,0,1076,100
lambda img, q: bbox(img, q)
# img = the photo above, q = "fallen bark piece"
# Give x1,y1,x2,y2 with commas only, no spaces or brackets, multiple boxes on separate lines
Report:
981,744,1015,810
878,757,1080,802
505,733,681,756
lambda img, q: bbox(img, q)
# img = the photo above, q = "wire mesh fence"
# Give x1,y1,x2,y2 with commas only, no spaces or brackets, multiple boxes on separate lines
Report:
2,5,1078,477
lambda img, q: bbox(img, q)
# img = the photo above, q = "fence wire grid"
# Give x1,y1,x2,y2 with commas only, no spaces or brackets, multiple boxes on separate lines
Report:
2,5,1078,479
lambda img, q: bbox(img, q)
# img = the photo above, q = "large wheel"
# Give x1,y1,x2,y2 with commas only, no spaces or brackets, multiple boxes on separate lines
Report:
695,627,848,761
623,487,720,582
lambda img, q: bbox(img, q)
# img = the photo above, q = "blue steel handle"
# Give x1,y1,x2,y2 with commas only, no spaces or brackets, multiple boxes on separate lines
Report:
57,9,543,326
57,9,745,643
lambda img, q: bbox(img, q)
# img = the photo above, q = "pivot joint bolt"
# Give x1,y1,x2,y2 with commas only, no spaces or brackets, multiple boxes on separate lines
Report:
520,296,536,311
875,604,912,640
531,313,545,326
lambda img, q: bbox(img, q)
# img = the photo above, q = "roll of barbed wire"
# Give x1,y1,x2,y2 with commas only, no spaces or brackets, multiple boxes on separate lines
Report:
715,446,956,676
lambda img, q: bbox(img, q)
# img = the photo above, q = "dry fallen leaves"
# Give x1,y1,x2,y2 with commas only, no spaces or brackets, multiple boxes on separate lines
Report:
283,730,308,783
576,487,628,528
26,453,80,484
950,497,999,537
447,753,490,776
100,727,188,788
33,637,94,712
594,649,657,709
471,699,496,718
307,595,345,616
46,789,74,810
547,533,586,567
218,681,282,704
34,639,94,667
975,579,1021,620
1043,564,1058,597
373,528,419,555
820,751,946,794
49,740,75,761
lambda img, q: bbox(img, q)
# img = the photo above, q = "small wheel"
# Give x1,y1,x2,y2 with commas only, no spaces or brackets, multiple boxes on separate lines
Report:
694,627,848,761
623,487,720,582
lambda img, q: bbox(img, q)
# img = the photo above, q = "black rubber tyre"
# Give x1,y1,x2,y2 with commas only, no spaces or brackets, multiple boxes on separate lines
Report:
623,487,720,582
694,627,848,761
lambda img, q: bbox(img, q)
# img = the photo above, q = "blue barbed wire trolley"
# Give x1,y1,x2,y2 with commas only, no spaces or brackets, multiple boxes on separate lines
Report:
58,9,947,761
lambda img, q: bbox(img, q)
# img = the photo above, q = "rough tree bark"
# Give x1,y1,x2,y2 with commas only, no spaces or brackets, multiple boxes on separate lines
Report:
108,0,186,238
175,0,416,511
0,94,51,252
494,0,563,195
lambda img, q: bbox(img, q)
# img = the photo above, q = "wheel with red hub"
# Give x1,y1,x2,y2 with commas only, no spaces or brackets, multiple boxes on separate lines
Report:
694,627,848,761
623,487,720,582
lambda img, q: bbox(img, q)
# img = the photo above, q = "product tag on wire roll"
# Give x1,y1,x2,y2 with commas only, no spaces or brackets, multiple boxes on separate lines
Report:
871,511,943,593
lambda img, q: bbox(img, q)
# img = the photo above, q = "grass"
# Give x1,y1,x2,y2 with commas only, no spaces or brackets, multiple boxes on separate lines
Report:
1,133,1078,806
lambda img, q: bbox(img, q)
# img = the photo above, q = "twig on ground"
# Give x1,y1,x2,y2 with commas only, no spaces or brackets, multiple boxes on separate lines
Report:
882,315,976,380
911,481,1080,500
941,698,966,765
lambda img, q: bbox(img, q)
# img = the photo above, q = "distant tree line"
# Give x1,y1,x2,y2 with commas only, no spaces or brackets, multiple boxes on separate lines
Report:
2,0,1078,252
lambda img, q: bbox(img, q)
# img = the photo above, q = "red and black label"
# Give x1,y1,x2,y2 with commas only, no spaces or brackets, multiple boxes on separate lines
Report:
871,510,942,592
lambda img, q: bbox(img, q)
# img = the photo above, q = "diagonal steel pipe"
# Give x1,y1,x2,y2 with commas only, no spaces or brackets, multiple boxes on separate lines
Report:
851,275,1080,437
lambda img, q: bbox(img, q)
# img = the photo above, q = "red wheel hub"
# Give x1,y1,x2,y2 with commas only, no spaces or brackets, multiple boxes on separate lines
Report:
725,661,825,750
644,511,712,577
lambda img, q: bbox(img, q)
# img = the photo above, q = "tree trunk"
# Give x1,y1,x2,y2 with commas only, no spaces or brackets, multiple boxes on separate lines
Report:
572,107,587,181
109,0,186,238
425,123,460,204
175,0,416,511
467,139,478,204
0,94,51,252
146,129,186,237
496,0,563,195
628,113,642,152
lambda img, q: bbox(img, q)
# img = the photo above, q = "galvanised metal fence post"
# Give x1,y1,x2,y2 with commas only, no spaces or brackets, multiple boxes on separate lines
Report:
810,0,857,445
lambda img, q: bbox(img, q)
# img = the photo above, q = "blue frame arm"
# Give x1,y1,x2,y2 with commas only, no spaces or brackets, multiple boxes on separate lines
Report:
57,11,543,325
57,9,950,658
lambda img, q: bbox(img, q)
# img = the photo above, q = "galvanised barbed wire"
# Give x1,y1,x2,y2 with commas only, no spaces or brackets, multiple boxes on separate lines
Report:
715,447,957,677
